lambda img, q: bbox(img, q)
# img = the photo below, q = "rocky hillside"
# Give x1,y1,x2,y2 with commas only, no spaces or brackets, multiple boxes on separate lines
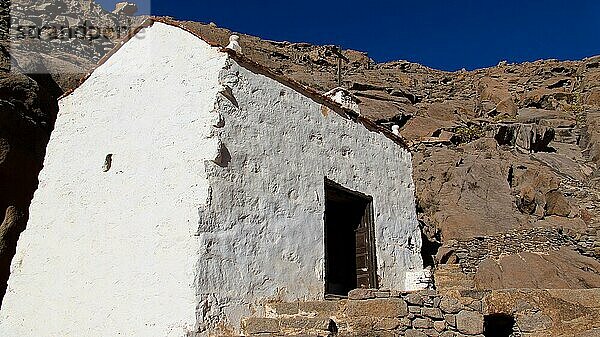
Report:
1,0,600,305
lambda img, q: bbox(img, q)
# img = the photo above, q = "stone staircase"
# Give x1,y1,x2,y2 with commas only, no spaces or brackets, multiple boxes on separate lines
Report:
236,289,487,337
242,300,340,336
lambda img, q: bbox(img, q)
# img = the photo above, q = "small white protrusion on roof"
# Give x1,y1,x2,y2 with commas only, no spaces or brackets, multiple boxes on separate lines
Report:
324,87,360,114
392,125,400,136
226,35,242,54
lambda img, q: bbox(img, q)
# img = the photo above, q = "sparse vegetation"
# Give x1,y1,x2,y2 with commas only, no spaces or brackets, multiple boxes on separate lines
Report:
453,124,486,144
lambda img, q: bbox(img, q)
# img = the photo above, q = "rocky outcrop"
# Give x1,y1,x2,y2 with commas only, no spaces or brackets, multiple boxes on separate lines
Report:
112,2,137,16
0,57,63,300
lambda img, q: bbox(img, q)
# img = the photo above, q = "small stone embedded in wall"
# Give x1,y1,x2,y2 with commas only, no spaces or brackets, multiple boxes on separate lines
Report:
102,154,113,172
434,320,446,332
456,310,484,335
406,292,424,305
348,288,375,300
346,298,409,318
212,143,231,167
412,317,434,329
444,314,456,327
422,307,443,319
405,330,427,337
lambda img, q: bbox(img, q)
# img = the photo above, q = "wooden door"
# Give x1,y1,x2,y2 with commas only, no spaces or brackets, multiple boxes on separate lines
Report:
355,203,376,289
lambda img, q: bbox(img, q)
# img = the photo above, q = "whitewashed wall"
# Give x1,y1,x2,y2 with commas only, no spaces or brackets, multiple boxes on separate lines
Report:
0,23,227,337
197,58,425,333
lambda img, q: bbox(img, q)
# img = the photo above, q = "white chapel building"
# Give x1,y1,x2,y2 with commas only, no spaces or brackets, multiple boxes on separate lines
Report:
0,18,427,336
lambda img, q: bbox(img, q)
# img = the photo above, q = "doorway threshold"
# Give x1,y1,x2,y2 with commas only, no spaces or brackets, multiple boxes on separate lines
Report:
324,294,347,301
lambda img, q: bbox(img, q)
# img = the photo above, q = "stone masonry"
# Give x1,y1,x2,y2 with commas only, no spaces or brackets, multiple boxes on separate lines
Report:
239,290,488,337
437,226,597,275
235,288,600,337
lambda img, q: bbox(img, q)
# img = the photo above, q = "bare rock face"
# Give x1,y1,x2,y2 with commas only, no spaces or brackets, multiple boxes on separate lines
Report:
477,77,518,117
0,207,25,298
485,288,600,336
545,190,571,216
112,2,137,16
413,139,523,240
0,69,53,302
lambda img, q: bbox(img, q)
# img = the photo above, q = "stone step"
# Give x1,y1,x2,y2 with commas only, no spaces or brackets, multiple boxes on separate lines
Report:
242,317,335,336
242,290,487,337
265,300,344,318
434,264,475,291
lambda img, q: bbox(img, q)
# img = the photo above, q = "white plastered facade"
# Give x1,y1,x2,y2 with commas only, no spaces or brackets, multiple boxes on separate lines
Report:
0,22,425,337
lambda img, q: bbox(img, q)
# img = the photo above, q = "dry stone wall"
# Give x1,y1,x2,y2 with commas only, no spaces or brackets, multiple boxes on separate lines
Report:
237,288,600,337
438,227,576,274
571,226,600,259
437,226,600,277
241,290,489,337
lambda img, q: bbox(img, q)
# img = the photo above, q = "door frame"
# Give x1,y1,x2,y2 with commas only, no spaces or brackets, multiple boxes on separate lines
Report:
323,178,378,297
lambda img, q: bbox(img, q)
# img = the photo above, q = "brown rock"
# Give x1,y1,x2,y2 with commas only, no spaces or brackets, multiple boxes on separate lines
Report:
478,78,511,105
545,191,571,217
421,307,443,319
406,292,424,305
112,2,138,16
266,302,299,315
346,298,408,318
456,310,484,335
373,318,401,330
585,89,600,106
400,116,455,142
444,314,456,327
278,317,331,330
405,330,428,337
412,317,433,329
439,332,457,337
298,301,340,317
517,311,553,332
485,288,600,336
346,316,376,332
496,97,518,116
241,317,279,334
348,288,375,300
413,143,524,240
440,297,463,314
434,320,446,332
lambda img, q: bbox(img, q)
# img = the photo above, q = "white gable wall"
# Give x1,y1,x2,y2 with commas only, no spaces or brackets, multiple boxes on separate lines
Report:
196,58,425,333
0,23,227,336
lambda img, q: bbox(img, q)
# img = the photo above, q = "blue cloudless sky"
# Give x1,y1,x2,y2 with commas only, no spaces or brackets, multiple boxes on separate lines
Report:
98,0,600,71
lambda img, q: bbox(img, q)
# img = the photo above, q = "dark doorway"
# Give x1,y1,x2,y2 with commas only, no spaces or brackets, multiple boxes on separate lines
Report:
484,313,516,337
420,230,441,269
324,179,377,297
